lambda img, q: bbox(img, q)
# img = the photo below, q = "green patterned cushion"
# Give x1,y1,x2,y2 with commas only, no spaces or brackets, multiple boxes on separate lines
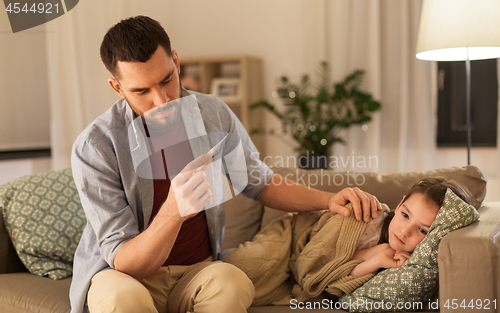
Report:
339,188,479,312
0,168,85,280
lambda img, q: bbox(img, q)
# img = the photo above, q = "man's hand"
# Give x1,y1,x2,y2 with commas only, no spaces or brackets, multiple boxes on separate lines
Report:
327,187,382,222
159,153,212,219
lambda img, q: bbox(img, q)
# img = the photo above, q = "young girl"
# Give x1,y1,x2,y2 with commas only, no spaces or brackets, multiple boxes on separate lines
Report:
349,177,473,278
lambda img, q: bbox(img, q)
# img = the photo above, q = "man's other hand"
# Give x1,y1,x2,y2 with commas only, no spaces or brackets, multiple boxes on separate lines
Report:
327,187,382,222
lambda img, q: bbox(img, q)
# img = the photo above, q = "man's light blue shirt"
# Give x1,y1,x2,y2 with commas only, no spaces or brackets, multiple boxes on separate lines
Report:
70,89,273,313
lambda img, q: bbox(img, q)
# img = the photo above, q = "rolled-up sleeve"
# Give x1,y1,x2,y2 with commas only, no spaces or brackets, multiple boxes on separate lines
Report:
72,137,139,268
221,100,273,201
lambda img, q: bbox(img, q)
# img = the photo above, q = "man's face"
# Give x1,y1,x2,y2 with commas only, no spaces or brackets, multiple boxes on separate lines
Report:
109,46,182,131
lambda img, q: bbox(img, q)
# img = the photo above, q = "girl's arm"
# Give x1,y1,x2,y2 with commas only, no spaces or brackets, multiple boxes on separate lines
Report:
350,245,409,278
349,257,384,277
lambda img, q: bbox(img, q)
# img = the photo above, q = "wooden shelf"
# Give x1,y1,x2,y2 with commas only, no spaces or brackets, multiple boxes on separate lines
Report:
179,55,265,154
179,55,263,132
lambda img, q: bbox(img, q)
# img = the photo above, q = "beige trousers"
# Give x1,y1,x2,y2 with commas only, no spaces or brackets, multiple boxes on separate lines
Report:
87,258,255,313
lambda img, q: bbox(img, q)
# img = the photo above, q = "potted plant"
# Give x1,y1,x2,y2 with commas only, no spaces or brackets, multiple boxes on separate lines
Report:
250,61,381,169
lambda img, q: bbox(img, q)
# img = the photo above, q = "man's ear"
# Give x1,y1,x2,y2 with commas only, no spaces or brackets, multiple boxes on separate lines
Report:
172,50,180,75
108,78,125,98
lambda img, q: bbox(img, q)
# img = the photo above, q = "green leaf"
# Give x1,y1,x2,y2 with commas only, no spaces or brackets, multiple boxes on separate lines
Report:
247,63,381,153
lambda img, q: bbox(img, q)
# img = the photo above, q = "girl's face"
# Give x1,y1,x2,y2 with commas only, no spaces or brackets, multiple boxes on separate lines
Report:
388,193,439,253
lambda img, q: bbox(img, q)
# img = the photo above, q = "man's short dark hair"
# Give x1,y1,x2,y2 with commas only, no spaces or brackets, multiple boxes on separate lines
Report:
100,16,172,78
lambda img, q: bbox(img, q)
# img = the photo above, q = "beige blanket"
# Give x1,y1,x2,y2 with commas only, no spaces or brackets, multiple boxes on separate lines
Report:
223,204,381,306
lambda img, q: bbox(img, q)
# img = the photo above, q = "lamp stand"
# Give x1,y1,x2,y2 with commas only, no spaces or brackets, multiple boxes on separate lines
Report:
465,48,472,165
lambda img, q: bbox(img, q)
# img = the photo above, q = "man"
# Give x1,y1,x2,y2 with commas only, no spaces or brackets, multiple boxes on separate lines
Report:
70,16,381,313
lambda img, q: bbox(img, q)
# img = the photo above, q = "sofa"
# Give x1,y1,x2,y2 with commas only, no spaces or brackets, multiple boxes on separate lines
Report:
0,165,499,313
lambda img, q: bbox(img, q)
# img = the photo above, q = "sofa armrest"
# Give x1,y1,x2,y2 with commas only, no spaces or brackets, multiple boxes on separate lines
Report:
438,202,500,312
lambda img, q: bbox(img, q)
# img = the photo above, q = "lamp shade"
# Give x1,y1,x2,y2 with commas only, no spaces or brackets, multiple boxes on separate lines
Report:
416,0,500,61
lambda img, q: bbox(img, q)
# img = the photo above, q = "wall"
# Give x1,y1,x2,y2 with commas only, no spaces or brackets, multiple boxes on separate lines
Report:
0,12,52,184
436,148,498,202
0,15,50,151
0,157,51,185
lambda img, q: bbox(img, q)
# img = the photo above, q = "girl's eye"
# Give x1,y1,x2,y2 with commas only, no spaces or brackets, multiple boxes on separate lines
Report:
402,212,409,219
160,80,171,85
419,228,428,235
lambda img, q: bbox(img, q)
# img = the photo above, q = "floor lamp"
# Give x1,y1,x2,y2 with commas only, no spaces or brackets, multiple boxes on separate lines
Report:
416,0,500,165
